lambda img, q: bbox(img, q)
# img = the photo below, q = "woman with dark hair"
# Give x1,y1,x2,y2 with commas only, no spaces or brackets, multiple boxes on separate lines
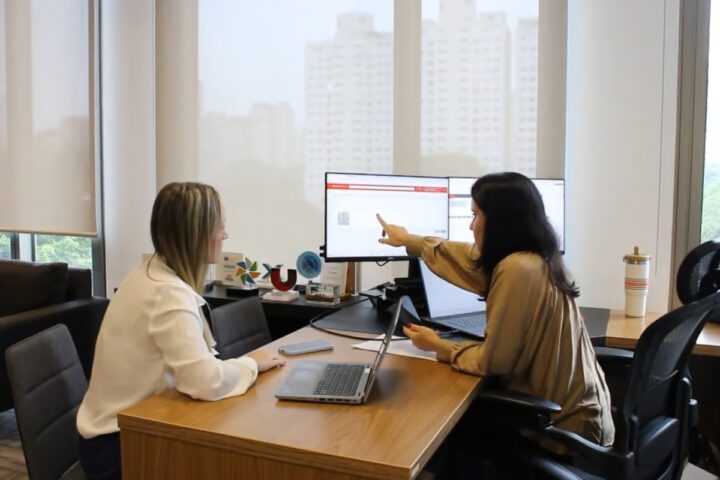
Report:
377,172,613,450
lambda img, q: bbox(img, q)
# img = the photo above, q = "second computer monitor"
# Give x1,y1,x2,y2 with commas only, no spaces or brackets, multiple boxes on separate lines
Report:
448,177,565,252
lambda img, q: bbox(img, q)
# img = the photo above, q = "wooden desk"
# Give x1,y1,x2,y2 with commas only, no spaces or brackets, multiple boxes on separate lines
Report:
604,309,720,357
118,327,482,479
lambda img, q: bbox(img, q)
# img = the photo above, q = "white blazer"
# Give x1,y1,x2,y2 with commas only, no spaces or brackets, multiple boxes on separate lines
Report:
77,257,258,438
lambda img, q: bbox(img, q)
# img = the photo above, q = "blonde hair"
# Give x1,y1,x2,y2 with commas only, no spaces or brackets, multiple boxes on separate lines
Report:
150,182,222,293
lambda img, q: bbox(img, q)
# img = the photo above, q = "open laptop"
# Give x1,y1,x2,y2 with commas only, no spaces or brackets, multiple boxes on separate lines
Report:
419,260,487,339
275,295,407,404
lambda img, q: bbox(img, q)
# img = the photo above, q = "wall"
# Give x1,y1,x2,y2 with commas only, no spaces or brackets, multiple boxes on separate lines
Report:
102,0,156,294
564,0,679,312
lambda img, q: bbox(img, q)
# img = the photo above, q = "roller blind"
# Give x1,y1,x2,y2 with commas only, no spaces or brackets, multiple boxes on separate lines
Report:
0,0,97,236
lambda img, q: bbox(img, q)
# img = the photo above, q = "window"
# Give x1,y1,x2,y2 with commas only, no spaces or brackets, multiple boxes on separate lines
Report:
156,0,549,284
34,234,92,268
0,233,10,258
702,2,720,241
0,0,103,292
420,0,539,177
197,0,393,268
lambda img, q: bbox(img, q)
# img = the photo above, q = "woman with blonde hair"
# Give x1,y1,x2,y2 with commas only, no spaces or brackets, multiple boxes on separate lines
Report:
77,182,284,480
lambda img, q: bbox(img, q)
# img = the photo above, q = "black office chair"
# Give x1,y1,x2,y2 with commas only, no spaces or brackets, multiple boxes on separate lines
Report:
5,324,88,480
676,238,720,305
676,239,720,473
475,290,720,480
209,296,272,359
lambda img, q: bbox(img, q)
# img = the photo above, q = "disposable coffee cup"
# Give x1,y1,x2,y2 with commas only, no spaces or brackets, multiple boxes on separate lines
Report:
623,246,651,317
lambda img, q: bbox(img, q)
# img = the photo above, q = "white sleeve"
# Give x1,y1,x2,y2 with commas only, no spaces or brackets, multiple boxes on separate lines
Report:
148,285,259,401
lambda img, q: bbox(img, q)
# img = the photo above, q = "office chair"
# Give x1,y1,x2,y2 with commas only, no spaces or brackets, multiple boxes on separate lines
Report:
209,296,272,360
676,239,720,473
475,290,720,480
676,239,720,305
5,324,88,480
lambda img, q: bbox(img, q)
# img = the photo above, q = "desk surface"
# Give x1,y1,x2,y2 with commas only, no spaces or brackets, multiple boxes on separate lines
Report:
604,309,720,357
119,326,482,480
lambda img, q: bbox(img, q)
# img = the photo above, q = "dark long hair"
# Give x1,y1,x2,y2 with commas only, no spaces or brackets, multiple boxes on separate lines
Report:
471,172,578,298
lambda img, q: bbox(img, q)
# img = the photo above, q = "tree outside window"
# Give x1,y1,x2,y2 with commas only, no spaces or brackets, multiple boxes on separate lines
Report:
35,235,92,268
0,233,10,258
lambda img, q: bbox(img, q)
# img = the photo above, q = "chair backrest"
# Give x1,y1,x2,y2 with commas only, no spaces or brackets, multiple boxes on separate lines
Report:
676,239,720,304
210,297,272,360
5,324,88,480
614,291,720,478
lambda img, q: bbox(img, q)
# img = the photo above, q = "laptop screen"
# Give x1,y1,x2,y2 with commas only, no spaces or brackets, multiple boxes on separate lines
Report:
419,260,485,318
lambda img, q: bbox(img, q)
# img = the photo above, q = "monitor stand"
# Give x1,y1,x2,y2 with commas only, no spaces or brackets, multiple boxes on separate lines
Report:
384,258,424,312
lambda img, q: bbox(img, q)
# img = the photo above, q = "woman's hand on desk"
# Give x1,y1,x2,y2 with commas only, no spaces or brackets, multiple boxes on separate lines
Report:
403,324,452,360
247,351,286,373
377,214,410,247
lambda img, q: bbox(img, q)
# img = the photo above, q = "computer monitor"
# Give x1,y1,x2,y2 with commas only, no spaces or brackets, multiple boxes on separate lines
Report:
324,172,449,262
448,177,565,252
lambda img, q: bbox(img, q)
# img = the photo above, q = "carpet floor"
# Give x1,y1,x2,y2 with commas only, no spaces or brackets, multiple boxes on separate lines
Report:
0,410,27,479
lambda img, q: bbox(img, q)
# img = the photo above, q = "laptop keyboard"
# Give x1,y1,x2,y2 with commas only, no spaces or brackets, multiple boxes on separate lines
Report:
447,313,485,329
313,364,365,396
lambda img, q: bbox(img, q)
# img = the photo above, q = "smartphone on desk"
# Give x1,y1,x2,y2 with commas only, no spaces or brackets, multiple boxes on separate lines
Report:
278,339,334,356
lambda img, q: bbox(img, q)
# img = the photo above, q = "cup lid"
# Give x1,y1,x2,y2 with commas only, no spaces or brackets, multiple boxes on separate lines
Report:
624,246,651,263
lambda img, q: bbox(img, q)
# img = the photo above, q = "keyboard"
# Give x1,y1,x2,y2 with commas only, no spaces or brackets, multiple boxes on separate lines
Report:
313,364,365,396
446,313,486,329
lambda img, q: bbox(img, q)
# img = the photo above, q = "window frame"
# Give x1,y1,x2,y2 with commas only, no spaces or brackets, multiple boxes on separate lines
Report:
672,0,711,307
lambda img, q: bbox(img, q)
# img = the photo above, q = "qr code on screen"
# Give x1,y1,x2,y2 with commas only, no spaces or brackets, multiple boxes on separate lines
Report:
337,211,350,226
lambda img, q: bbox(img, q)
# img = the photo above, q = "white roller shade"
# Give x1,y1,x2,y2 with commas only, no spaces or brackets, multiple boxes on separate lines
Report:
0,0,97,236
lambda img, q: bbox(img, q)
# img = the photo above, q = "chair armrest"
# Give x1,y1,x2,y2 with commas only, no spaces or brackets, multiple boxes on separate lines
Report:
478,389,562,415
540,425,629,477
593,347,634,366
0,297,109,376
477,388,562,430
0,298,107,331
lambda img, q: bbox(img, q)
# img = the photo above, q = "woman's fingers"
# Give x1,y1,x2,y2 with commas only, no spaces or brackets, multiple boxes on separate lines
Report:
376,213,387,228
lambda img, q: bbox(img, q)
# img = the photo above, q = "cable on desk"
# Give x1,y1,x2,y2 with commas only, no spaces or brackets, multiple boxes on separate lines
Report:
308,315,402,340
308,314,461,342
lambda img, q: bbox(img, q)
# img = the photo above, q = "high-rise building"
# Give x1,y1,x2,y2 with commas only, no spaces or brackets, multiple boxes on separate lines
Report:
303,1,538,201
304,13,393,203
421,0,510,174
511,18,538,176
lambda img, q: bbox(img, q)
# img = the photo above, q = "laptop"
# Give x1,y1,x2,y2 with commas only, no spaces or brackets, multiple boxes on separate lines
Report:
275,295,408,404
419,260,487,339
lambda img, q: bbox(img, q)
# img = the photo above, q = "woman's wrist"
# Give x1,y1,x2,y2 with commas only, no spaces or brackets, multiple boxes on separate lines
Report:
434,338,454,363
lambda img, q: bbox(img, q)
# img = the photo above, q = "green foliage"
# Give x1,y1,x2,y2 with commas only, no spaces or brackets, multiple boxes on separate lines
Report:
35,235,92,268
0,234,10,258
702,176,720,242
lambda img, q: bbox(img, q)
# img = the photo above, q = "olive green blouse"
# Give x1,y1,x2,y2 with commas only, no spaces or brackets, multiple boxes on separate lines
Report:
406,235,614,447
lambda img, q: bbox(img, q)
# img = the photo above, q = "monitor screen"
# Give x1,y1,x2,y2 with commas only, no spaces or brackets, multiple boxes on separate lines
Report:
448,177,565,252
324,172,449,261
